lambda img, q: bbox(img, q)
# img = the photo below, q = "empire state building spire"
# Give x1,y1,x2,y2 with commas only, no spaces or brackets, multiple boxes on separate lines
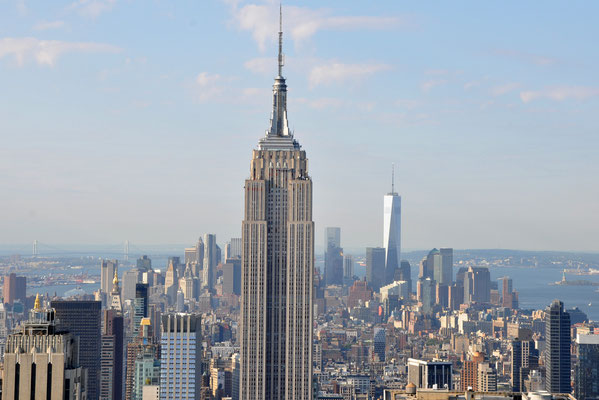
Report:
260,4,298,149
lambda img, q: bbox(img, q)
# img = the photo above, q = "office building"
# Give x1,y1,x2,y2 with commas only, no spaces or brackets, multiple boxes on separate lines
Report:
101,259,118,295
3,273,26,305
185,238,204,278
52,300,102,400
343,254,354,283
324,227,343,286
366,247,386,292
380,280,409,301
512,334,539,392
373,327,386,362
2,297,87,399
501,276,519,309
383,170,401,285
407,358,452,389
545,299,571,394
180,264,199,300
226,237,242,260
133,283,148,335
100,309,124,400
240,14,313,399
164,260,178,304
418,277,436,314
464,266,491,304
438,248,453,285
575,333,599,400
203,233,217,291
397,260,412,294
160,314,202,399
222,258,241,295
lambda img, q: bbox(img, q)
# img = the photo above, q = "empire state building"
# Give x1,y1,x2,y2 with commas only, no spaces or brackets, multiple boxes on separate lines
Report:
239,9,314,400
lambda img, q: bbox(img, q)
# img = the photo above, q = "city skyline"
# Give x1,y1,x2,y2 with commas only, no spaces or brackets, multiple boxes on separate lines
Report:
1,1,598,252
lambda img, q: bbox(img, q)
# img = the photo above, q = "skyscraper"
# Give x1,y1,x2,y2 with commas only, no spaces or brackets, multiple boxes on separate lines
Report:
203,233,217,291
438,248,453,285
464,266,491,304
101,259,118,295
383,166,401,286
2,273,26,305
2,298,87,399
100,309,124,400
52,300,102,400
545,299,571,394
240,9,313,399
397,260,412,294
324,227,343,285
511,330,539,393
373,327,386,362
366,247,386,292
133,283,149,335
575,334,599,400
160,314,202,400
343,254,354,284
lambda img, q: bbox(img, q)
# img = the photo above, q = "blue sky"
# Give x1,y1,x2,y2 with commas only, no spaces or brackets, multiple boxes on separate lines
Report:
0,0,598,252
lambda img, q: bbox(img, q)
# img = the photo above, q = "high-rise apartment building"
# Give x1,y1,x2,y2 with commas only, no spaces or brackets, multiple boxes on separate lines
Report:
101,259,118,295
2,299,87,399
575,333,599,400
3,273,26,305
383,169,401,286
324,227,343,285
545,299,571,394
501,276,519,309
52,300,102,400
477,363,497,392
366,247,386,292
125,318,159,400
203,233,217,291
160,314,202,400
240,12,313,399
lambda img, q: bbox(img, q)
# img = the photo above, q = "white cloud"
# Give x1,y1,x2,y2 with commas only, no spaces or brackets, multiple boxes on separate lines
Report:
244,57,274,74
196,72,221,86
229,3,406,50
308,62,390,88
421,79,446,92
67,0,117,18
490,82,520,96
495,49,558,66
34,20,66,31
520,86,599,103
0,37,121,66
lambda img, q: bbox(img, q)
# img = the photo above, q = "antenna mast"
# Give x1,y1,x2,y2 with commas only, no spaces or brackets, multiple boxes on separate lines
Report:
278,3,284,77
391,163,395,194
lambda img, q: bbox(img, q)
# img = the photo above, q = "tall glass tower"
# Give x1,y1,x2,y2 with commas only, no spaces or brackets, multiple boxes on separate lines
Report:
383,165,401,285
240,7,313,399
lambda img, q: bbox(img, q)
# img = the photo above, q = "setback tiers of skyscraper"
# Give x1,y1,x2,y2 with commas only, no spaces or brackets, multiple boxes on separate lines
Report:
240,8,313,400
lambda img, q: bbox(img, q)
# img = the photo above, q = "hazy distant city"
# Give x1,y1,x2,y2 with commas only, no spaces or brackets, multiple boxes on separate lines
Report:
1,2,598,400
